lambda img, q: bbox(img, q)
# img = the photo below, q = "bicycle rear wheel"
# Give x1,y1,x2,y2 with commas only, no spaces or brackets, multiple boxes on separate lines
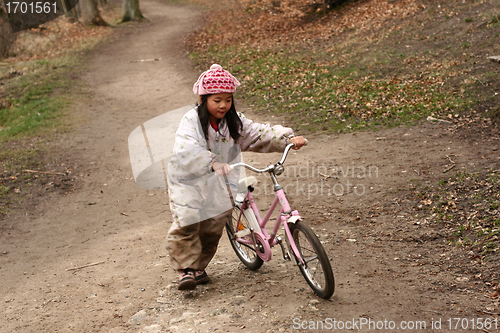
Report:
287,221,334,299
226,206,264,270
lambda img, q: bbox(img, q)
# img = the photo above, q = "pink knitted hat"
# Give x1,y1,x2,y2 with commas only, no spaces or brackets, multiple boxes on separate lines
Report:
193,64,241,95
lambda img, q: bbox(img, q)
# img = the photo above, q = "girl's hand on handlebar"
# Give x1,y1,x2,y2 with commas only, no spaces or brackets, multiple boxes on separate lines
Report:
212,162,231,176
290,136,307,150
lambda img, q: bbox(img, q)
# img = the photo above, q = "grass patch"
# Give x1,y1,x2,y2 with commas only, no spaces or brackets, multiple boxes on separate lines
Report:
191,43,475,134
0,58,78,139
0,143,49,215
186,0,499,134
0,16,115,217
420,170,500,257
488,103,500,122
0,54,86,216
0,57,79,215
0,185,9,195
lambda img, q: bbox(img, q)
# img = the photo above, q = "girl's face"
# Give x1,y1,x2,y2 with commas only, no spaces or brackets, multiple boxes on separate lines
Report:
205,93,233,124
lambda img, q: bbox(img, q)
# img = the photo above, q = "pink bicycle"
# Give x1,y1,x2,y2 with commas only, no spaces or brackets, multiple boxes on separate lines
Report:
226,142,335,299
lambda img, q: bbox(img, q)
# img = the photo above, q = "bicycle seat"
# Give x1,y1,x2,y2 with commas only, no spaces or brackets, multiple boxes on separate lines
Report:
238,176,258,193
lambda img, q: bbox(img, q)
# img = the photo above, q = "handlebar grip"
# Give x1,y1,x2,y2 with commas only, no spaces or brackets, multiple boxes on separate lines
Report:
291,138,308,147
293,138,308,146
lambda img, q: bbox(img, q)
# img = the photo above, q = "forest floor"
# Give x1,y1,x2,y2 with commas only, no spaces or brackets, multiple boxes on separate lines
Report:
1,0,500,332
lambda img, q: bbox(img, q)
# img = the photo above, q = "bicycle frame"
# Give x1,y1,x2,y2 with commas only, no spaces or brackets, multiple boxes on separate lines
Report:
237,190,305,265
232,143,306,265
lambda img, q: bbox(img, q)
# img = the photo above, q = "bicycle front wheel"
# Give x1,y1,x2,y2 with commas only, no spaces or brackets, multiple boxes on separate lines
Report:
226,206,264,270
288,221,335,299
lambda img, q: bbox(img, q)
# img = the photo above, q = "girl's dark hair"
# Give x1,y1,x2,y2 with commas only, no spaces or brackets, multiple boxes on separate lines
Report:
197,95,243,142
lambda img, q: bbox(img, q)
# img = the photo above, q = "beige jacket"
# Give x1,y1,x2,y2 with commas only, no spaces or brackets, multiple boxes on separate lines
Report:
167,108,294,226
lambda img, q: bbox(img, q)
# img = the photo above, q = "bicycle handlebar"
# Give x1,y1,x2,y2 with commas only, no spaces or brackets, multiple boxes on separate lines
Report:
230,138,308,173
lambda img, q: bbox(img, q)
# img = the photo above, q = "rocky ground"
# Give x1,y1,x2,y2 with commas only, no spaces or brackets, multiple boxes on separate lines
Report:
1,0,499,332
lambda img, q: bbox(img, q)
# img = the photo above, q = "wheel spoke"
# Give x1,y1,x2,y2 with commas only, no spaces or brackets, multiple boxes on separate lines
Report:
226,207,264,270
239,241,258,252
289,221,334,299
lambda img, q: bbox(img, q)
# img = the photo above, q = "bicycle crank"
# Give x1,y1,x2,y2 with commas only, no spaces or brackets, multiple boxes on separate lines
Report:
250,229,272,261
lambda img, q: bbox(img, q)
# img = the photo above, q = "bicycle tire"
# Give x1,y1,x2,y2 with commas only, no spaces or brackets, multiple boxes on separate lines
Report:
226,206,264,270
287,221,335,299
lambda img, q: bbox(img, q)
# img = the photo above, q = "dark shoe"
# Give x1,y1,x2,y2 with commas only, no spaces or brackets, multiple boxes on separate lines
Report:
178,269,196,290
195,270,210,284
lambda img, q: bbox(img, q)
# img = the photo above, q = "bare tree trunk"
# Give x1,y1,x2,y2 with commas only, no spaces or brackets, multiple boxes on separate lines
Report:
99,0,109,9
69,7,79,22
87,0,109,26
77,0,90,24
0,3,16,59
120,0,146,23
75,0,82,20
61,0,79,23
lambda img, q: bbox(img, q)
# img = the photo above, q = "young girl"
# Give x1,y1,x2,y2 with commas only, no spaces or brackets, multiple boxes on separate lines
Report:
166,64,306,290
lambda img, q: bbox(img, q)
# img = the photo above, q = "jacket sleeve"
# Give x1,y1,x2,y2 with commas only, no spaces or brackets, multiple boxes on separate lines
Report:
172,114,216,178
238,112,294,153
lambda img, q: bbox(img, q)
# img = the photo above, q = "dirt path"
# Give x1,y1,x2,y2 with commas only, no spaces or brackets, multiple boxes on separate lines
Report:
1,1,499,332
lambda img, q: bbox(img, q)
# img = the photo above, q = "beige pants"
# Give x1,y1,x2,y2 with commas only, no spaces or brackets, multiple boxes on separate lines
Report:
166,209,232,271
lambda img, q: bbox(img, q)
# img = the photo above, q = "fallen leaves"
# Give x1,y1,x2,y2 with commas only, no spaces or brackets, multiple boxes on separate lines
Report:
188,0,420,50
11,16,113,61
188,0,500,135
417,170,500,258
490,290,500,299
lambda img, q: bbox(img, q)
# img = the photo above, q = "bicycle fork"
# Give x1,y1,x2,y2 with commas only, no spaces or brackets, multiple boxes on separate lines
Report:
282,217,305,266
